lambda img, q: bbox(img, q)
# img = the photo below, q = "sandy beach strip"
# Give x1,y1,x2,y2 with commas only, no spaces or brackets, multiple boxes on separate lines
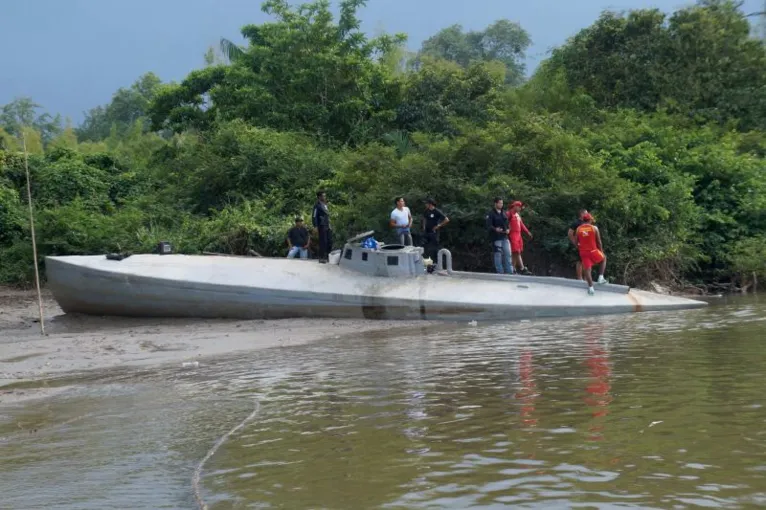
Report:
0,288,443,405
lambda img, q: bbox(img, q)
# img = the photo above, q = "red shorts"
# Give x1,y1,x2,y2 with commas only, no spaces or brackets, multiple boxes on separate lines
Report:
509,233,523,254
580,249,605,270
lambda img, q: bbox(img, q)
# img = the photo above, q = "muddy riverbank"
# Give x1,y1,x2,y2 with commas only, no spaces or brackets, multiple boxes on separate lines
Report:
0,288,438,404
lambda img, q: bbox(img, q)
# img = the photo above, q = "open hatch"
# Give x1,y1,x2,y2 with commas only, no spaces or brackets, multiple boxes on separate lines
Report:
332,231,426,277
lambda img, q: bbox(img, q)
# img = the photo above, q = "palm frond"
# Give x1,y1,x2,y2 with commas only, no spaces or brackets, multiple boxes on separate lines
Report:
383,130,412,158
219,38,246,63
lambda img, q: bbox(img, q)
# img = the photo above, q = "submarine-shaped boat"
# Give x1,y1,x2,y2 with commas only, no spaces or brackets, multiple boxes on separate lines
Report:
45,231,707,321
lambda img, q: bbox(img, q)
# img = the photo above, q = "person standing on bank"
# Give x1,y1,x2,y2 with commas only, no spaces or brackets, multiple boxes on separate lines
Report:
575,212,608,295
486,197,513,274
390,197,413,246
286,217,310,259
312,190,332,263
507,200,533,275
422,198,450,261
567,209,589,280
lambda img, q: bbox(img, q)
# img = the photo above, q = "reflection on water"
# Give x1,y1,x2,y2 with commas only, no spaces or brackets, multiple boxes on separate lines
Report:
516,349,538,428
583,323,610,442
2,296,766,509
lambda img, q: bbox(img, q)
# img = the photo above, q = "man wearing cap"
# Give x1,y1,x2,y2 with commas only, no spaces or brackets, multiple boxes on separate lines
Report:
422,198,450,262
485,197,513,274
507,200,533,275
286,217,310,259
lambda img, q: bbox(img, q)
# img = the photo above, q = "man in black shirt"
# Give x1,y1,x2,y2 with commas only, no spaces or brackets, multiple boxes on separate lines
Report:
485,197,513,274
312,190,332,263
567,208,588,280
286,217,310,259
422,198,450,262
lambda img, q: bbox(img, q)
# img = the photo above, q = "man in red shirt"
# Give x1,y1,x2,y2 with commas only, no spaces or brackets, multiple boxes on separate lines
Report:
575,213,607,295
567,209,589,281
507,201,532,275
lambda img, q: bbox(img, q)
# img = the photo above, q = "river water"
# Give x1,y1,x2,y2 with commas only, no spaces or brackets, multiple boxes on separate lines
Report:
1,296,765,509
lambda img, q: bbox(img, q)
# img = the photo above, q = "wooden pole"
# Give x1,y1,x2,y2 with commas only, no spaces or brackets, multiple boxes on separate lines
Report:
21,130,45,335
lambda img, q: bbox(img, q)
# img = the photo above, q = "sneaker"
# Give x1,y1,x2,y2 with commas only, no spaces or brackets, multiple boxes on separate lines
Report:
597,275,607,285
587,287,595,296
521,267,533,276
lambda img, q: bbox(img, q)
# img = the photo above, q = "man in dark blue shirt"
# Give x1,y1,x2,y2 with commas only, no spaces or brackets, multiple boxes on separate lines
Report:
422,198,449,262
485,197,513,274
312,190,332,263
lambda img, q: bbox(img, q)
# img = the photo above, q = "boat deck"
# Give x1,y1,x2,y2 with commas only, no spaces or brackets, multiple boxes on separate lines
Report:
44,254,707,321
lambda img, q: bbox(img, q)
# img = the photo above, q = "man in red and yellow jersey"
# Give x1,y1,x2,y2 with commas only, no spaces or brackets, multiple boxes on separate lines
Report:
507,201,533,275
575,213,607,295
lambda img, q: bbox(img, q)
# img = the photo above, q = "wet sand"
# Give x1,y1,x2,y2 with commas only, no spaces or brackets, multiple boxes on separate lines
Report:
0,288,439,404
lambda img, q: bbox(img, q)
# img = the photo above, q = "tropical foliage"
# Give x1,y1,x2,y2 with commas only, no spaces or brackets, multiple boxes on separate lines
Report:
1,0,764,291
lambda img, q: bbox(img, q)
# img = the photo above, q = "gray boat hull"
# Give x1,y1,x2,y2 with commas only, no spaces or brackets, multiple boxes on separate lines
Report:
45,254,707,321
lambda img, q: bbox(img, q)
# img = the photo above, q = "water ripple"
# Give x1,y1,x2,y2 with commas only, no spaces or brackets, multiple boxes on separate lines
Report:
0,297,765,508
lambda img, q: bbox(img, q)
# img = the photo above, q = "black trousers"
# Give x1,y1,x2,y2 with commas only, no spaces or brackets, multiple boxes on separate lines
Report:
318,227,333,260
422,232,440,262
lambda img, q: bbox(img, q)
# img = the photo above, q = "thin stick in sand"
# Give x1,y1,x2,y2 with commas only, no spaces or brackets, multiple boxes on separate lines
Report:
21,130,45,335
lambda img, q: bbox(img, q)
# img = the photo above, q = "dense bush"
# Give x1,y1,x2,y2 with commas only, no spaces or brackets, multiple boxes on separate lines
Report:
1,0,764,291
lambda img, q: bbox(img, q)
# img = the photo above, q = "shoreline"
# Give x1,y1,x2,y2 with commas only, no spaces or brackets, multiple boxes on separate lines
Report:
0,276,731,405
0,288,442,405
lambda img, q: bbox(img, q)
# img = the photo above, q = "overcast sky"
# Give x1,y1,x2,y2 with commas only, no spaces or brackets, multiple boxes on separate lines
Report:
1,0,761,122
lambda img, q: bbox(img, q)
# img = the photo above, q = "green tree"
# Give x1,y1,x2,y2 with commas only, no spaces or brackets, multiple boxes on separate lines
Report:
0,97,62,144
2,0,766,293
0,128,19,151
395,59,505,135
0,178,25,245
549,1,766,130
149,0,406,145
418,20,531,86
20,127,44,154
159,119,341,214
218,38,246,63
50,120,79,150
203,45,228,66
77,73,163,141
729,235,766,287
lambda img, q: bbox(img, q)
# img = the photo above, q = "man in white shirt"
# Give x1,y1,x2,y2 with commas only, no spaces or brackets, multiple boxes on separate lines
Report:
389,197,413,246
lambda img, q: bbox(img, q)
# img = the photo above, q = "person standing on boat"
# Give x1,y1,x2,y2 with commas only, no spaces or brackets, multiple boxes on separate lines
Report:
507,201,532,275
390,197,413,246
286,217,310,259
422,198,449,262
486,197,513,274
575,213,607,295
567,209,589,280
312,191,332,263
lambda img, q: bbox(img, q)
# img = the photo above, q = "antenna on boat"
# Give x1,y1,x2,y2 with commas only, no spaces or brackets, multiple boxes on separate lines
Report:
21,130,45,335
